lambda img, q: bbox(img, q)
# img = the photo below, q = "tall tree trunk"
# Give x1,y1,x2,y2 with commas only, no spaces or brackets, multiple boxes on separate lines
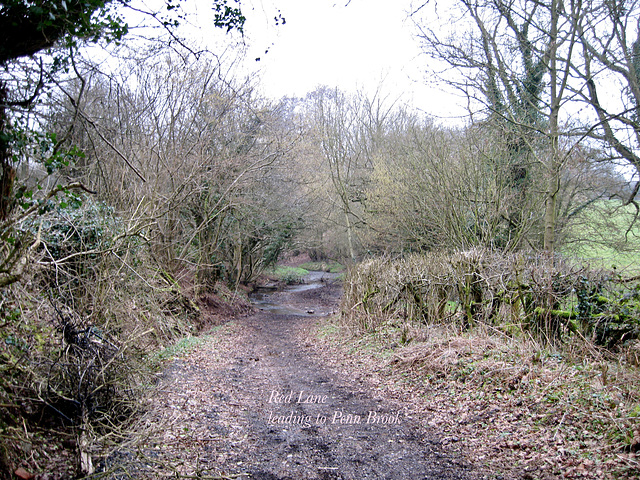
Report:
544,0,561,254
344,208,356,262
0,82,15,221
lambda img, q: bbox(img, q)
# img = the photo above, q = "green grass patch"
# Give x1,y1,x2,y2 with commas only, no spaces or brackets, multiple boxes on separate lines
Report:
267,265,309,284
153,335,213,363
299,261,345,273
317,321,342,338
565,200,640,273
572,243,640,274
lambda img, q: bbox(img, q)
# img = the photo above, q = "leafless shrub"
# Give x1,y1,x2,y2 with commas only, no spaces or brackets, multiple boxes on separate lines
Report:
342,249,638,347
0,202,199,476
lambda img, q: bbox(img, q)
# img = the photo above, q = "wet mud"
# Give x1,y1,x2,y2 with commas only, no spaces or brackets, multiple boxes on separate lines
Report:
106,277,475,479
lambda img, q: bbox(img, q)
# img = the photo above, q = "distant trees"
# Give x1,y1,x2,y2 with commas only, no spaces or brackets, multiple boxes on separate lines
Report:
299,87,371,261
4,0,634,283
286,83,626,259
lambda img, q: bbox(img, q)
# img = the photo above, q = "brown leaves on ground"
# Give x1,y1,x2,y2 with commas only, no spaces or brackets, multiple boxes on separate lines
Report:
14,467,35,480
113,322,252,478
308,322,640,480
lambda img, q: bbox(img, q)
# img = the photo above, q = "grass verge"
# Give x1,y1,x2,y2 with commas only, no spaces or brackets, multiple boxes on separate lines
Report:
153,334,215,363
299,261,345,273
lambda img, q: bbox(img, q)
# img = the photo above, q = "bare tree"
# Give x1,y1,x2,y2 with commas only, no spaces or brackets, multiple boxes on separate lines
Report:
572,0,640,209
297,87,401,261
366,115,549,252
48,45,303,290
414,0,598,253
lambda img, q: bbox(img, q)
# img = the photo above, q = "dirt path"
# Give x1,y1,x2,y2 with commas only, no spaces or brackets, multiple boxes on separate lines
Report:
111,281,475,479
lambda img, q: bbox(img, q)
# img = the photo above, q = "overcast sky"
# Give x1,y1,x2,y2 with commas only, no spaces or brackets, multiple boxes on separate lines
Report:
182,0,466,121
247,1,422,94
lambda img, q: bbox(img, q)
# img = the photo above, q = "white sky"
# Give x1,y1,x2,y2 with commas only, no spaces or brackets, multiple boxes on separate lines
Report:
183,0,467,121
246,1,421,95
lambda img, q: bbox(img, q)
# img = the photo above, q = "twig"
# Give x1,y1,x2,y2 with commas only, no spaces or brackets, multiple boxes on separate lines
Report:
552,410,567,441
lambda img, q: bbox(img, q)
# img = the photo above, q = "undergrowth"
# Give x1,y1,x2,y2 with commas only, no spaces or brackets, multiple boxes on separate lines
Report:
336,250,640,479
0,201,221,479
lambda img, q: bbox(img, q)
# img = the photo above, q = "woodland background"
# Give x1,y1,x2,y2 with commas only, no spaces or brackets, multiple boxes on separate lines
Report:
1,0,640,477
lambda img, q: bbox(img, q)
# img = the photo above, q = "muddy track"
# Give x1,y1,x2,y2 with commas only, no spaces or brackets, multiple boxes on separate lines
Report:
111,281,475,479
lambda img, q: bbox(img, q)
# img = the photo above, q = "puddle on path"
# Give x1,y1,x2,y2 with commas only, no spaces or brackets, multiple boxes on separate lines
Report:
249,271,338,316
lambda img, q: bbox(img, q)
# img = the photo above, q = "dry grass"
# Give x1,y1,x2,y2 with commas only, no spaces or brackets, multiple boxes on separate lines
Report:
314,318,640,479
331,249,640,477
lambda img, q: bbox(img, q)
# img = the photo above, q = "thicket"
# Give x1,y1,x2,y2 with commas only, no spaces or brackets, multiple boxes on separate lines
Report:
0,197,206,477
0,34,324,476
342,250,640,349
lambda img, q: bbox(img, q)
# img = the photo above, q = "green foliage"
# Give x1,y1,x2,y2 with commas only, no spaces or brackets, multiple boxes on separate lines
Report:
267,265,309,284
0,0,128,65
187,190,303,287
40,200,116,260
3,120,86,199
213,0,246,33
0,101,89,289
0,0,247,64
576,276,640,348
262,221,298,268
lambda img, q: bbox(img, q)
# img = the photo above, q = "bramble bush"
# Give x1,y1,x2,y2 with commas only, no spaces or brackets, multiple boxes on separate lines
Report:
0,199,196,476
